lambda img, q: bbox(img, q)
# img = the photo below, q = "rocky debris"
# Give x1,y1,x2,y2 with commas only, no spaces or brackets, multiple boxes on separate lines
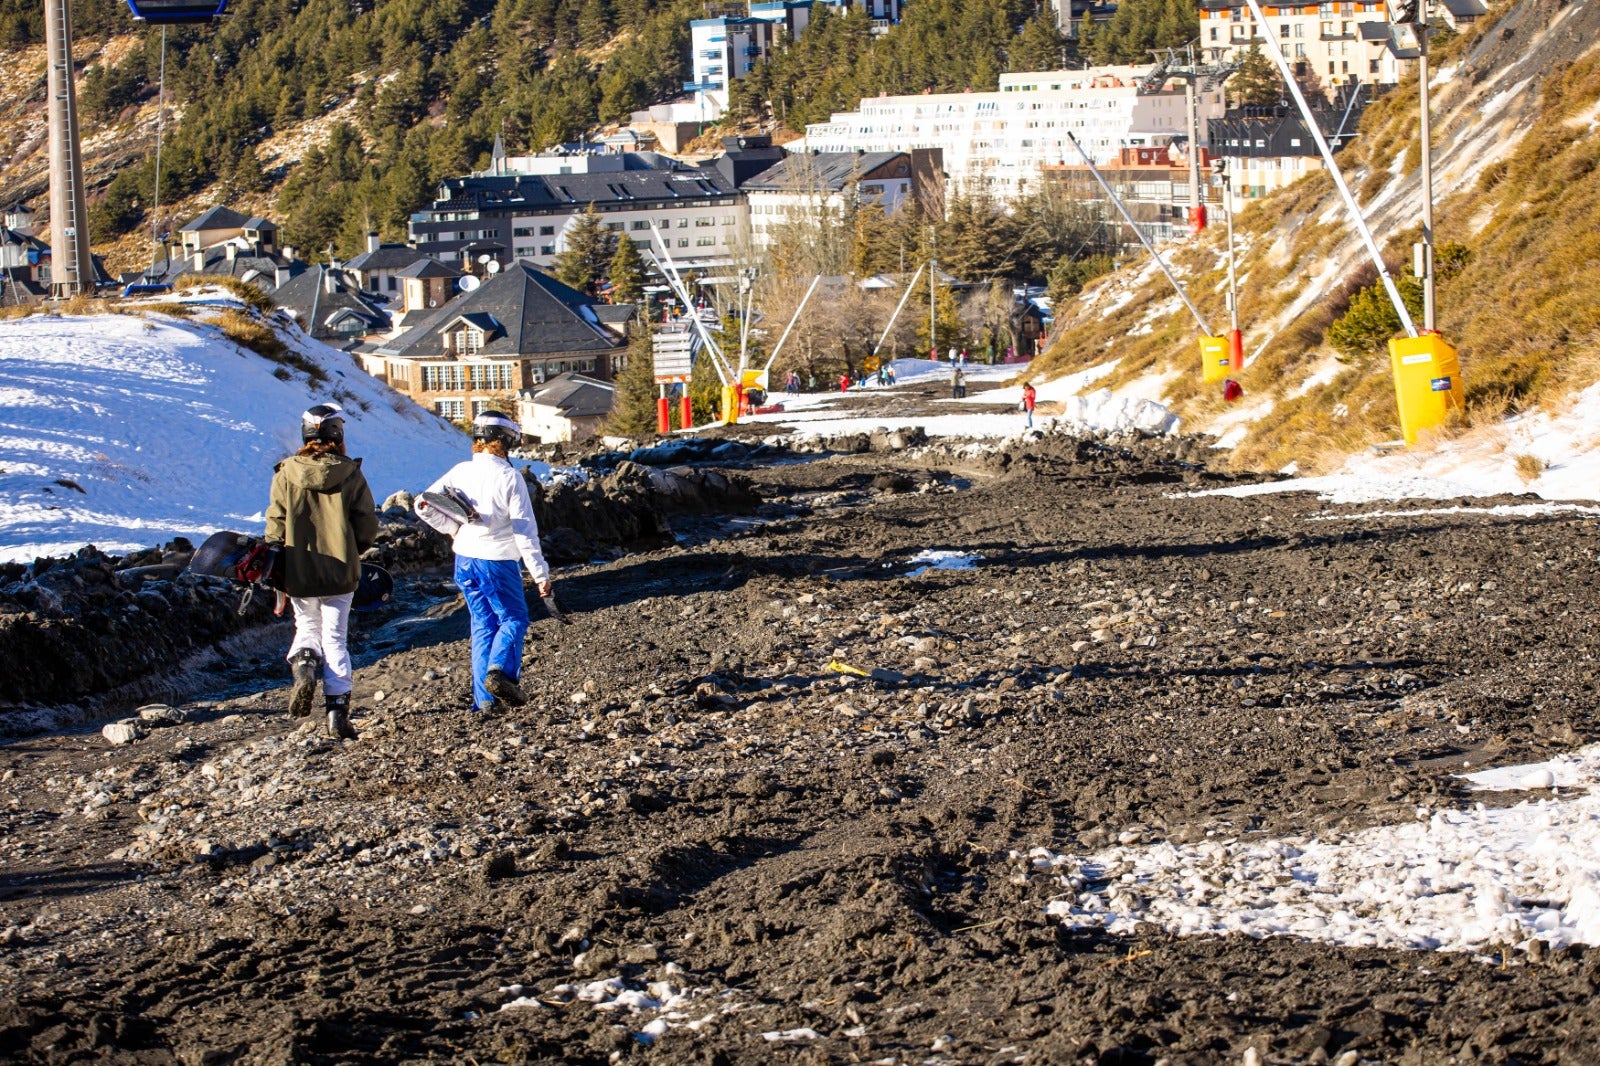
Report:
100,720,143,745
3,434,1600,1062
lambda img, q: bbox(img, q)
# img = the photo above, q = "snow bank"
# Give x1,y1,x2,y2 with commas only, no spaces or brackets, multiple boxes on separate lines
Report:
0,309,467,562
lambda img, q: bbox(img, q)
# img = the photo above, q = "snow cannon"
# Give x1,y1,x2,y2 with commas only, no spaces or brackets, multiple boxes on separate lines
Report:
1200,334,1233,384
1388,333,1463,445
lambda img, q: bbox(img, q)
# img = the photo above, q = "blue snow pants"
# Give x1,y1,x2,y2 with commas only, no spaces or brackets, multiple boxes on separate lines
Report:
454,555,529,708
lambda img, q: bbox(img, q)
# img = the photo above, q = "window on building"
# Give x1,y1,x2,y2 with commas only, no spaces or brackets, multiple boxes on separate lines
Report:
387,276,397,291
722,215,735,225
605,222,623,232
540,244,555,256
1280,23,1290,36
678,238,689,248
696,236,715,246
435,400,465,421
1209,26,1219,40
513,227,534,237
695,217,715,227
631,220,650,230
1295,22,1304,35
1370,58,1381,74
471,399,495,417
677,218,689,228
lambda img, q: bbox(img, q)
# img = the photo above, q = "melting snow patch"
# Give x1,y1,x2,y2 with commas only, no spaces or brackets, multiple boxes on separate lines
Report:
1307,503,1600,522
1035,751,1600,953
763,1028,825,1042
495,970,739,1046
908,550,979,577
1461,744,1600,793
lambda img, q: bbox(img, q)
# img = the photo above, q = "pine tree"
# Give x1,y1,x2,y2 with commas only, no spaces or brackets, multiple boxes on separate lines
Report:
1229,45,1283,107
605,330,660,438
1010,12,1068,73
553,204,617,295
607,235,647,305
916,282,969,357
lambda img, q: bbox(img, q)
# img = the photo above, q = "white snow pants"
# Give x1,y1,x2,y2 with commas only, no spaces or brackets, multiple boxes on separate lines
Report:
287,593,354,696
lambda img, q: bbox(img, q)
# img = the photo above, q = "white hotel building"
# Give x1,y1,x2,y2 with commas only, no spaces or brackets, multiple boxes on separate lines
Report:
800,66,1226,201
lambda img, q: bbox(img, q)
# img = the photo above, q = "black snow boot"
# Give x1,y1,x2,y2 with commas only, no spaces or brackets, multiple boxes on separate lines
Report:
484,669,527,706
288,649,321,719
325,692,357,740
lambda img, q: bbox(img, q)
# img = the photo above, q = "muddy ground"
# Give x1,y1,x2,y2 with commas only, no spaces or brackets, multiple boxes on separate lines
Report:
3,425,1600,1065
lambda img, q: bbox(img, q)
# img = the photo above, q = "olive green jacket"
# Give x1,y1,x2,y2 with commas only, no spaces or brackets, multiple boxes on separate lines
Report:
265,453,379,598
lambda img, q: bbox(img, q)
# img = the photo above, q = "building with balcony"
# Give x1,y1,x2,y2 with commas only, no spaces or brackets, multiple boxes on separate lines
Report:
1042,146,1222,246
1198,0,1403,93
744,149,939,246
800,66,1225,202
407,157,748,276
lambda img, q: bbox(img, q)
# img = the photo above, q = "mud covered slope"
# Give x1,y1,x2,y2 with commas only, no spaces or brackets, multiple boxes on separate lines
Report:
3,438,1600,1063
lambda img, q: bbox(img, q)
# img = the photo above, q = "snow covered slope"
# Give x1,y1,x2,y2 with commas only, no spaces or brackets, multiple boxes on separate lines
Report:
0,307,467,563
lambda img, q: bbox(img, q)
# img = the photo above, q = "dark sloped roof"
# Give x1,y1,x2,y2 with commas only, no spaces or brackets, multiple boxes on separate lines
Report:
376,263,625,359
592,303,637,325
453,311,502,334
140,247,302,291
243,217,279,231
346,245,432,272
271,266,389,340
396,258,463,280
181,205,251,232
743,152,908,193
426,163,738,216
522,372,615,418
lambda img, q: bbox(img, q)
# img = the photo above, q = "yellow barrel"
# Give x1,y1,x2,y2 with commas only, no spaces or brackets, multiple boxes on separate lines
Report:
1199,334,1232,383
1387,334,1464,445
721,383,739,425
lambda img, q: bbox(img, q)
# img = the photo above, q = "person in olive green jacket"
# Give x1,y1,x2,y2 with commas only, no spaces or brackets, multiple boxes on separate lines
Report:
266,403,379,739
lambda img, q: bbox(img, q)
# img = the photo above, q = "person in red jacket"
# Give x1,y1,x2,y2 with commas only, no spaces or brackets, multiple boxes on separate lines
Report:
839,372,850,393
1022,381,1037,428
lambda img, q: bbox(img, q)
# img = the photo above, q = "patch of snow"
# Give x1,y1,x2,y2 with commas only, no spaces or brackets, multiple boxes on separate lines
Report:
1037,744,1600,953
907,550,979,576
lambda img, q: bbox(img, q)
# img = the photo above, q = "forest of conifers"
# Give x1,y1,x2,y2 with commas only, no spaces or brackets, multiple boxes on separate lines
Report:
0,0,1194,261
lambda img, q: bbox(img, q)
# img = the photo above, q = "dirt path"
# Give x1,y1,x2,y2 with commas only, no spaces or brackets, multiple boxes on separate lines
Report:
3,436,1599,1064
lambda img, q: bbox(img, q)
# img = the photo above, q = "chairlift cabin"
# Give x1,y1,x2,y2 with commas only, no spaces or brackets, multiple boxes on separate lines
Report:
123,0,228,23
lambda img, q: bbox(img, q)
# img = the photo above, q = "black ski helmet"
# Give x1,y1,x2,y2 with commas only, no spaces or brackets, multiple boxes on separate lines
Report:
302,403,346,444
471,410,521,449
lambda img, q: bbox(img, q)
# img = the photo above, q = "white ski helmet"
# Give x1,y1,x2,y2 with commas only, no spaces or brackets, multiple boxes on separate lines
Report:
301,403,346,444
471,410,521,449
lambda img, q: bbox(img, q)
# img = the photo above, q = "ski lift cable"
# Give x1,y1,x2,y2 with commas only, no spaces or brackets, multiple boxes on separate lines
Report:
1064,132,1212,335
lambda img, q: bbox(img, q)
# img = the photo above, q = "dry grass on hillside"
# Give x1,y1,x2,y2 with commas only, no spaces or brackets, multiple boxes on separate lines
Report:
1032,38,1600,474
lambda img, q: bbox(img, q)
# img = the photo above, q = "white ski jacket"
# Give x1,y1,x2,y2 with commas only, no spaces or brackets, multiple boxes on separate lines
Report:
425,453,551,584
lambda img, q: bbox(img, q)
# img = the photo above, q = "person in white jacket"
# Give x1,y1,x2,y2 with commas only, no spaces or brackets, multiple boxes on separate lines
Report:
425,411,551,712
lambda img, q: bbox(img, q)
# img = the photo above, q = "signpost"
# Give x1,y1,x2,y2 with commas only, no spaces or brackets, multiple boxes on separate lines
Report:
652,328,696,433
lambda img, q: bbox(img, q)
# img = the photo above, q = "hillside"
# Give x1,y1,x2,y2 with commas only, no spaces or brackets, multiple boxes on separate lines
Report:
0,290,466,562
1031,0,1600,482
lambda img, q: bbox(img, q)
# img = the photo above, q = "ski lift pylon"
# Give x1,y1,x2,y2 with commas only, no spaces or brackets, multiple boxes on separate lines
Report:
123,0,229,24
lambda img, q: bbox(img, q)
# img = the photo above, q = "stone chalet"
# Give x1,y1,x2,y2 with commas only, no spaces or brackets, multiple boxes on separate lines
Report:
368,263,628,424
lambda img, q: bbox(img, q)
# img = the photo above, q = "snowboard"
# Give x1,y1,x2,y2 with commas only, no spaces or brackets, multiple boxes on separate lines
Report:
414,488,478,536
190,531,393,613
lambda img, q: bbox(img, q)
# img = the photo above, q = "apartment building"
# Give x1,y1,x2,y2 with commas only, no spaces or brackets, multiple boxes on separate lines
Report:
690,0,903,120
407,158,747,275
744,150,925,247
1198,0,1403,92
801,67,1226,201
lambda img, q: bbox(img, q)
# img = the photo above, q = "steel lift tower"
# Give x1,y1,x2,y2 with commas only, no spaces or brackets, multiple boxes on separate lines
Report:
45,0,94,298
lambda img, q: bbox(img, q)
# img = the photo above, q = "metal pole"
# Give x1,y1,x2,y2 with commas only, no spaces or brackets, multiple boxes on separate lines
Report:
1185,73,1203,232
152,27,166,257
929,256,937,357
1418,25,1435,331
1240,0,1417,338
44,0,93,298
1224,175,1238,334
1064,132,1212,335
762,274,821,373
870,261,926,360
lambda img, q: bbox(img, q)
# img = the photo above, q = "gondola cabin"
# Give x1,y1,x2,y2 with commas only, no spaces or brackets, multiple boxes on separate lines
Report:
123,0,229,23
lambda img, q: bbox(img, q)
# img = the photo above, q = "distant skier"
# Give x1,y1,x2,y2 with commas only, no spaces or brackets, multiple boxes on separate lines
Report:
839,372,850,393
424,410,551,714
267,403,378,740
1022,381,1037,428
951,365,966,399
